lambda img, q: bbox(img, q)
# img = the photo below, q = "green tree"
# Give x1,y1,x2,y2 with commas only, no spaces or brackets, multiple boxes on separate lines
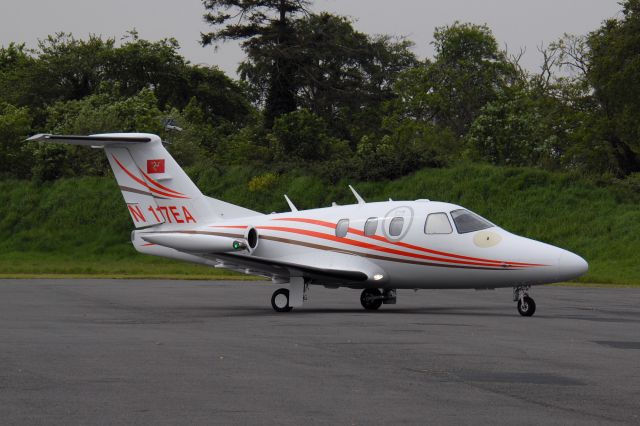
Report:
31,87,165,181
0,33,253,129
0,44,38,108
201,0,311,127
269,109,348,162
0,103,33,179
394,22,517,137
109,33,252,125
354,121,457,181
241,13,416,141
466,88,555,167
586,0,640,174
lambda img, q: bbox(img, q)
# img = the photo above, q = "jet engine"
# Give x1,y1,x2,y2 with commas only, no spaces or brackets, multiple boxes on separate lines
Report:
140,232,246,254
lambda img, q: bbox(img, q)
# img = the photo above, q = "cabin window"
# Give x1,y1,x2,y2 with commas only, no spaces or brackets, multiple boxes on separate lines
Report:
389,217,404,237
425,213,453,234
364,217,378,236
450,209,493,234
335,219,349,237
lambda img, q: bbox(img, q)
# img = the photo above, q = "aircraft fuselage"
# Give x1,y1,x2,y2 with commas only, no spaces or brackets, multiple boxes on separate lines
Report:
135,200,588,290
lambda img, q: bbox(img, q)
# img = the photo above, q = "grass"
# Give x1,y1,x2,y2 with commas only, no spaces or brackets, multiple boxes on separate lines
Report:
0,251,254,278
0,164,638,285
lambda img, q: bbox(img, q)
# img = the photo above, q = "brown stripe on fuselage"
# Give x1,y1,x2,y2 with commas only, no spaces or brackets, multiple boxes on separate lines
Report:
260,235,516,271
142,229,528,271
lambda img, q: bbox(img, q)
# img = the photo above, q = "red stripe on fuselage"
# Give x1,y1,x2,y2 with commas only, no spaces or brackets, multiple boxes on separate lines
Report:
273,217,542,267
257,225,529,269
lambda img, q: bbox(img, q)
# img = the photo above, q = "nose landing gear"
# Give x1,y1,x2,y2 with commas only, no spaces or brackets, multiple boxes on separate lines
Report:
360,288,397,310
514,285,536,317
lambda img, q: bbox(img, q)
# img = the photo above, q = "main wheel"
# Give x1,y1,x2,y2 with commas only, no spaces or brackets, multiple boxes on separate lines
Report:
360,288,383,311
517,296,536,317
271,288,292,312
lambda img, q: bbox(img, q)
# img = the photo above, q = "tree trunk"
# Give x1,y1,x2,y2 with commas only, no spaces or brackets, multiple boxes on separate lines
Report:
264,0,297,128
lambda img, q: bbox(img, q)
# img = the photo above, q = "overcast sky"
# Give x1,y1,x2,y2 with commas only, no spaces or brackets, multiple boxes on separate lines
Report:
0,0,622,76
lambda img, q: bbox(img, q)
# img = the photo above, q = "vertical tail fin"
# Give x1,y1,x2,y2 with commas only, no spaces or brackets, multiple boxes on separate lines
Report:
27,133,261,227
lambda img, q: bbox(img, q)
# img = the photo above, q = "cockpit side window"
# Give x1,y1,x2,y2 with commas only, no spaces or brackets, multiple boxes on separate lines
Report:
364,217,378,236
335,219,349,237
424,212,453,234
450,209,493,234
389,217,405,237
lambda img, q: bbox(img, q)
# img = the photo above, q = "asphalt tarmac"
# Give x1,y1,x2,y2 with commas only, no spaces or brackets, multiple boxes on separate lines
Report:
0,279,639,425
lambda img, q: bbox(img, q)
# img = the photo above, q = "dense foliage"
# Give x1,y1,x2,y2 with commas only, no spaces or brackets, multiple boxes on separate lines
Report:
0,1,639,282
2,2,640,182
1,165,638,283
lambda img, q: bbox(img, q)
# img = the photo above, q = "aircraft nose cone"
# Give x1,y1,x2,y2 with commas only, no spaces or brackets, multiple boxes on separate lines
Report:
557,250,588,281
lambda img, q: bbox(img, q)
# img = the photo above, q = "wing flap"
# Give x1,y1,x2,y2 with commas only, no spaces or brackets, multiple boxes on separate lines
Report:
211,253,371,284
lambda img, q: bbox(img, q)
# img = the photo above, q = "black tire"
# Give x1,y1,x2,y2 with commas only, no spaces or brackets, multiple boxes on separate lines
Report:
360,288,383,310
517,296,536,317
271,288,292,313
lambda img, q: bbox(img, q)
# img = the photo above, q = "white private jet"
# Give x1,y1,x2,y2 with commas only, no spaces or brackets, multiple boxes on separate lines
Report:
28,133,588,316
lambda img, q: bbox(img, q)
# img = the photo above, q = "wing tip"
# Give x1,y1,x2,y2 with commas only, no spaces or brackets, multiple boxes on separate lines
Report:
25,133,51,142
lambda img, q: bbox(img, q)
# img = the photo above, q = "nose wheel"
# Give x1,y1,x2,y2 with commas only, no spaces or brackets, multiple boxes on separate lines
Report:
514,286,536,317
360,288,383,310
517,296,536,316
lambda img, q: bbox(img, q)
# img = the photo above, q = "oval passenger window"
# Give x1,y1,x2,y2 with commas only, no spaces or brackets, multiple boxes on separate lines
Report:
389,217,404,237
335,219,349,237
364,217,378,236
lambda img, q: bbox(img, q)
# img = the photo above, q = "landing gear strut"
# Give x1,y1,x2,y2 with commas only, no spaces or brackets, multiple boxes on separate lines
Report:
271,278,308,312
514,285,536,317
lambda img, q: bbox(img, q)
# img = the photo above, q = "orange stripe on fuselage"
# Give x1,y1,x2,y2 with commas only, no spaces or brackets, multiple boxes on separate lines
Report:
257,225,529,269
272,217,543,267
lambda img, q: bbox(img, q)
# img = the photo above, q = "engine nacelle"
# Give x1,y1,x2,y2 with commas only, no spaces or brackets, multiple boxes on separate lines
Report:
140,232,245,254
244,227,259,253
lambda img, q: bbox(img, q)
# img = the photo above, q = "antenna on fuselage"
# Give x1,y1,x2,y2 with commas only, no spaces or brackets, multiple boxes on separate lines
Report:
348,185,366,205
284,194,298,212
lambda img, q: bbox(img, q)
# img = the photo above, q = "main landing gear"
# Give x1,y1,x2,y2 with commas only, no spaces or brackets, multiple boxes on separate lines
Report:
271,288,292,313
360,288,396,311
271,285,398,312
271,277,308,312
514,285,536,317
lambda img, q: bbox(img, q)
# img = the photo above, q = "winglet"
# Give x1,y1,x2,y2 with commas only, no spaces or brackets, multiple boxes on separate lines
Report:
349,185,366,205
284,194,298,212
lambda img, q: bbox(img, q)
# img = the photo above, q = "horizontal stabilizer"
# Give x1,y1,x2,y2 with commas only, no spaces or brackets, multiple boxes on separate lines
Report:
28,131,264,223
27,133,153,147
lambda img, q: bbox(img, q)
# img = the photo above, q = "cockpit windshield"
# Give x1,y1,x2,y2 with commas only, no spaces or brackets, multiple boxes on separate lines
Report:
450,209,493,234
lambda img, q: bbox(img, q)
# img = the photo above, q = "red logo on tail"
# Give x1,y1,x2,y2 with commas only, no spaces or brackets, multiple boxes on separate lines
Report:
147,159,165,174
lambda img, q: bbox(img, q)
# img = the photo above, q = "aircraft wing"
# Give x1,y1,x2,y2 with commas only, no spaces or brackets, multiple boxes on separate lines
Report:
208,252,371,285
